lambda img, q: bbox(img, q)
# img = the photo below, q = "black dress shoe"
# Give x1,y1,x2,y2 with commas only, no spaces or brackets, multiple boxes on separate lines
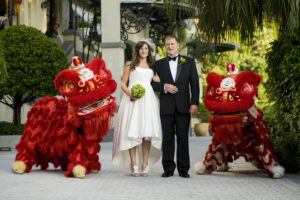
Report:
161,172,173,177
179,173,190,178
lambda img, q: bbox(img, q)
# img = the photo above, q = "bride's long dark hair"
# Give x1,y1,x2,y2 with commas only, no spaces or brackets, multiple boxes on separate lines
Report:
129,41,153,70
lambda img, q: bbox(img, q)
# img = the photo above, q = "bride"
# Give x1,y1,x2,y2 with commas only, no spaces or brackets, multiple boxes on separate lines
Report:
112,41,162,176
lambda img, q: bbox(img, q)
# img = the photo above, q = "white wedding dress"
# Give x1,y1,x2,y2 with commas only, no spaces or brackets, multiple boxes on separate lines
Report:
112,67,162,170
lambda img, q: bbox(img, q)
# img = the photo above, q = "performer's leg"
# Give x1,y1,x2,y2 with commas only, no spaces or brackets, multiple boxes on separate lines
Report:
86,142,101,172
65,136,87,178
254,143,284,178
204,143,228,171
13,149,36,174
175,112,191,175
59,153,69,171
195,139,228,174
13,139,39,174
161,114,176,175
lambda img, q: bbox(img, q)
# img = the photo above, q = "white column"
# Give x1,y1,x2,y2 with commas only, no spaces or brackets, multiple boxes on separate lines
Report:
30,0,35,27
101,0,125,105
18,1,24,25
23,0,28,25
61,0,70,31
40,0,48,32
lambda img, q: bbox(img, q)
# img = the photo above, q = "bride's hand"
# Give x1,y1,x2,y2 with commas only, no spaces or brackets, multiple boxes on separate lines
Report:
130,96,137,101
126,89,136,101
152,73,160,82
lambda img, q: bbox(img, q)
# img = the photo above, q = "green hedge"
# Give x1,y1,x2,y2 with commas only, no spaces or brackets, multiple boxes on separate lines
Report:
273,134,300,173
0,123,24,135
266,33,300,172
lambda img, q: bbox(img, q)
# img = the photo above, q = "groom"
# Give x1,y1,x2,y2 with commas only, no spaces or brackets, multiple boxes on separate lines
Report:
152,35,199,178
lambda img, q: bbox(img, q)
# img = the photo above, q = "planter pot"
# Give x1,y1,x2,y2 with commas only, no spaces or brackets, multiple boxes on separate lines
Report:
194,123,209,136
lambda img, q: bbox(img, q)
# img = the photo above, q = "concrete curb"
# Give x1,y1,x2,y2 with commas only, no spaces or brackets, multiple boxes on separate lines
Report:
0,135,21,150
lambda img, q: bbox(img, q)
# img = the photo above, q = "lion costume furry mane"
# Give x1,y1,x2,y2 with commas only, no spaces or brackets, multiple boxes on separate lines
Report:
12,57,117,178
195,64,284,178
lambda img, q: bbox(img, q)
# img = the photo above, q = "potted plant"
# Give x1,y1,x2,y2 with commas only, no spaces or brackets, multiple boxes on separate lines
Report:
194,103,211,136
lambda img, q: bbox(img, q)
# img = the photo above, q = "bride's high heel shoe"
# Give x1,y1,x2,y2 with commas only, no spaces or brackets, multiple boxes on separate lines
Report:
131,165,140,177
141,165,149,177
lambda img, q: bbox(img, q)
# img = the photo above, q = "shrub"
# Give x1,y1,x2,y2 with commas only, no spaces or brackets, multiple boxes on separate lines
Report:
273,134,300,173
266,32,300,172
0,123,24,135
0,51,7,84
0,25,69,124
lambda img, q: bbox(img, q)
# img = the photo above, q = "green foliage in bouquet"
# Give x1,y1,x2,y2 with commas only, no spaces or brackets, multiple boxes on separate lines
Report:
131,84,146,98
0,25,69,125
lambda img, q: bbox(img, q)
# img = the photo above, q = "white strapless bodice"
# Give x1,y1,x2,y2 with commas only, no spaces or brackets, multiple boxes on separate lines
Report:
128,67,154,88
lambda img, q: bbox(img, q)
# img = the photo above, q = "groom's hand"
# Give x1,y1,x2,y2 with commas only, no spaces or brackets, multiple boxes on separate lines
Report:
165,84,178,94
189,105,198,115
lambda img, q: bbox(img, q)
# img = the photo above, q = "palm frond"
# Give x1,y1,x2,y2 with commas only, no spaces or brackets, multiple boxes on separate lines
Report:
163,0,299,42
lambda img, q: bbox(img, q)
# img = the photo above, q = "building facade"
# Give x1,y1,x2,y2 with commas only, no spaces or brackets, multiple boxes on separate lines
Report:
1,0,203,135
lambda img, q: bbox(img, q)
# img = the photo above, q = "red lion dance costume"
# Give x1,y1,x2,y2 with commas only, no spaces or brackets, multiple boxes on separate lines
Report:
195,64,284,178
12,56,117,178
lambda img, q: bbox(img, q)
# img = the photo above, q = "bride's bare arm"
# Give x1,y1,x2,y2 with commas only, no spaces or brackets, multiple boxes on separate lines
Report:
121,62,131,96
121,61,136,100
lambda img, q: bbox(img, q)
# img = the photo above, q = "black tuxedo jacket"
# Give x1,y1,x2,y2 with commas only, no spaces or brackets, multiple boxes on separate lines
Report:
151,55,199,115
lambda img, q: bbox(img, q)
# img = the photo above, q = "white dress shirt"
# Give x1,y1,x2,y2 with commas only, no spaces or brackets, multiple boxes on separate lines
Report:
164,54,179,93
168,55,179,82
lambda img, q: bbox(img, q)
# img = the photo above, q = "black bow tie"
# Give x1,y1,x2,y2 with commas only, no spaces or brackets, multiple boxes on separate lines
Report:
168,55,178,61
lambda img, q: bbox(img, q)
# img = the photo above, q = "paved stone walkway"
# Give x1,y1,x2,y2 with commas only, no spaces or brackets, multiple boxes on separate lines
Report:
1,137,299,200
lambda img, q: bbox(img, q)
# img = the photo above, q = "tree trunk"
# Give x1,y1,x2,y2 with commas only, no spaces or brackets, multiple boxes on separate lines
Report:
13,95,22,125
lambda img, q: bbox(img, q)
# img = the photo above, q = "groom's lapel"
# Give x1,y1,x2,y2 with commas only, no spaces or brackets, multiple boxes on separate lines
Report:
175,55,182,82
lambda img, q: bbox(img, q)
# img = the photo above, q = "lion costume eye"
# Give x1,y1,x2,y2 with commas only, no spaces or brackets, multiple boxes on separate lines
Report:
241,83,254,94
63,81,76,93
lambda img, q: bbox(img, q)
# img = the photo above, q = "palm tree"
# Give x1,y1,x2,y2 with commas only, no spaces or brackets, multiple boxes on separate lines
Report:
164,0,299,42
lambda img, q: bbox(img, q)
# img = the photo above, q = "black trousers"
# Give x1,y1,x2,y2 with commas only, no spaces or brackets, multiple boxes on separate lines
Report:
160,110,190,175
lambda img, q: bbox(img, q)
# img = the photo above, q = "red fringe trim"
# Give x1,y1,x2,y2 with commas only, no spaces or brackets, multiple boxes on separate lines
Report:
68,81,117,107
205,99,254,113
